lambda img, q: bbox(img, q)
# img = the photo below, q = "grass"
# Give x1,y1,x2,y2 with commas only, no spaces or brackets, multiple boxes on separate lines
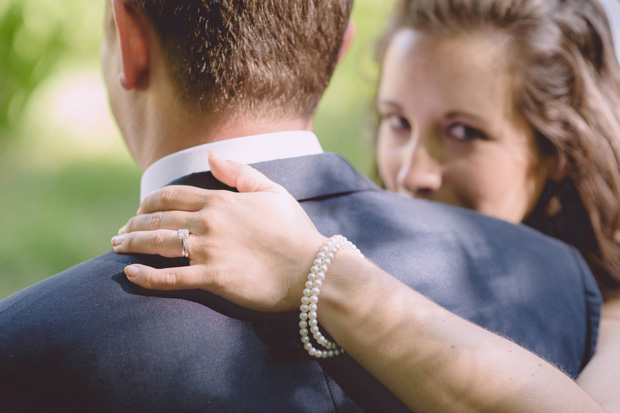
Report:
0,151,141,297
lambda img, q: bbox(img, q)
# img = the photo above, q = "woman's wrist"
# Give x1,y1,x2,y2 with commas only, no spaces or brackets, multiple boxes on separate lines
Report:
316,248,397,340
317,249,372,316
298,235,363,358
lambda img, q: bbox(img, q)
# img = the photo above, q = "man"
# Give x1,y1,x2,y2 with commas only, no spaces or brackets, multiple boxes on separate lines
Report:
0,1,600,411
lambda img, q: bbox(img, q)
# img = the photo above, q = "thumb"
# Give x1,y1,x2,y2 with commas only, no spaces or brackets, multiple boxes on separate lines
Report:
208,151,286,194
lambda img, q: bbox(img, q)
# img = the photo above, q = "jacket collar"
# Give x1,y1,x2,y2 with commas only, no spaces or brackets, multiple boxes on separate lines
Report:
171,153,379,202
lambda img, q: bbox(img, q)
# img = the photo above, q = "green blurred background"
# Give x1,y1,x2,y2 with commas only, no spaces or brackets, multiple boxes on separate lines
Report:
0,0,394,299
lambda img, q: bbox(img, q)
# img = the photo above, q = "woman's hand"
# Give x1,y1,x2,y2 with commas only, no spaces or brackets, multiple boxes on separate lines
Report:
111,153,326,312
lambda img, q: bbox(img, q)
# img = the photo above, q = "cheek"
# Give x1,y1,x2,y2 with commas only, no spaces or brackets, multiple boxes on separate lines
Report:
443,160,494,208
445,155,532,222
376,134,402,191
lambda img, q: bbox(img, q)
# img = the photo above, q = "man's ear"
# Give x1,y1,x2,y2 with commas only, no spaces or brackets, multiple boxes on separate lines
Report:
110,0,151,90
338,19,356,63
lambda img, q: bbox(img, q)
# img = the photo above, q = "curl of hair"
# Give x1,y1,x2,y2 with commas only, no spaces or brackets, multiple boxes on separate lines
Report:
382,0,620,298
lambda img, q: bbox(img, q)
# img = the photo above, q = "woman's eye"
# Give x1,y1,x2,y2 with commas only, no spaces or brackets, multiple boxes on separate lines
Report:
382,115,411,133
446,123,486,141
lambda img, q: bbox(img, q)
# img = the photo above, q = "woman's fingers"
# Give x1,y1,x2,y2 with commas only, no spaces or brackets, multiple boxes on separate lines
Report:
125,264,207,291
209,152,288,194
138,185,210,215
112,229,196,258
119,210,199,234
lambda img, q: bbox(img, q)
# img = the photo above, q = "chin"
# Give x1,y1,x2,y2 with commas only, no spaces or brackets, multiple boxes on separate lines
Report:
477,207,524,224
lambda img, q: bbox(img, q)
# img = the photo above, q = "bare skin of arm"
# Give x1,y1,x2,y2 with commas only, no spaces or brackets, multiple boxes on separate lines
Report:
113,155,604,412
320,250,603,412
577,298,620,413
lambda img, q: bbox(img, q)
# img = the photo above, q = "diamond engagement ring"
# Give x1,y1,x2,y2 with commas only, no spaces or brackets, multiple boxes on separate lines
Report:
177,229,190,259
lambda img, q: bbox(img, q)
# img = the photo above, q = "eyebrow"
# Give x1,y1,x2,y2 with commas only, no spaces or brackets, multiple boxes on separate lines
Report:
445,111,485,122
375,102,489,125
375,99,403,110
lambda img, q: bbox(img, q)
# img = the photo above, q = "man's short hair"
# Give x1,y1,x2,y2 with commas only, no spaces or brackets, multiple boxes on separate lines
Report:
125,0,354,118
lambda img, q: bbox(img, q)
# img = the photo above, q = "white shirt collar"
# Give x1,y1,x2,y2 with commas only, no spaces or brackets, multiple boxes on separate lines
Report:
140,130,323,200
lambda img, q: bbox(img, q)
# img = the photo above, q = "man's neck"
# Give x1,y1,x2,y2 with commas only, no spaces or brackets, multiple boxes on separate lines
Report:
132,114,314,171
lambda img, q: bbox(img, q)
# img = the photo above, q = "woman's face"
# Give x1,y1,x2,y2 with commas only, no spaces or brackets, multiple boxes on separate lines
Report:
377,29,555,223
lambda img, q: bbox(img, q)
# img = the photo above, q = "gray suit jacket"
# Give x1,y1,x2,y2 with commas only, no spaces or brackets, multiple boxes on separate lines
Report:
0,153,601,412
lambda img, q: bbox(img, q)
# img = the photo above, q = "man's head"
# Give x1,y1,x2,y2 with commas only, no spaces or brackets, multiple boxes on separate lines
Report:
102,0,354,168
127,0,353,117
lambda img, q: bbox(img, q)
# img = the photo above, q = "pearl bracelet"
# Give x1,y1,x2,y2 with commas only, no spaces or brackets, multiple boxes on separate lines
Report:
299,235,363,358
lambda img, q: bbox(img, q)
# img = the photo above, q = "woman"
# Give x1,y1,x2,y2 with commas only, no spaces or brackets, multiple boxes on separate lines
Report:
112,0,620,410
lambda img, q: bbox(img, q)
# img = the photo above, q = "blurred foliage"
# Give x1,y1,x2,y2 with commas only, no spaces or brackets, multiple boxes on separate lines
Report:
0,3,61,135
316,0,392,177
0,0,394,299
0,0,103,139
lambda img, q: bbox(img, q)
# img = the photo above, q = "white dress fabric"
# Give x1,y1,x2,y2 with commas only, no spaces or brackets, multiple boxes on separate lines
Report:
600,0,620,62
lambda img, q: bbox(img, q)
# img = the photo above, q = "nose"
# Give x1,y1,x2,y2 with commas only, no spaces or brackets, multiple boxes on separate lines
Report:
396,143,442,197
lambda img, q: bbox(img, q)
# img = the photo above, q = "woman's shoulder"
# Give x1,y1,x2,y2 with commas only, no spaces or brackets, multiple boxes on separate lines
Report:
603,296,620,319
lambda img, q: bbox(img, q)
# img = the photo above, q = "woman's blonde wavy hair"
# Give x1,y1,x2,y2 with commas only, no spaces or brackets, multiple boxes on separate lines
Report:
380,0,620,299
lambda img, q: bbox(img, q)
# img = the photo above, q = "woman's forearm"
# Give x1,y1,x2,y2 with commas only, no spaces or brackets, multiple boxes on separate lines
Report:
319,250,603,412
577,299,620,412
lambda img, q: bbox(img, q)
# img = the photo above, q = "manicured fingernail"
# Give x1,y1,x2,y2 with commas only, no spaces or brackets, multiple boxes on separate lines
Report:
125,266,139,278
111,235,125,246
